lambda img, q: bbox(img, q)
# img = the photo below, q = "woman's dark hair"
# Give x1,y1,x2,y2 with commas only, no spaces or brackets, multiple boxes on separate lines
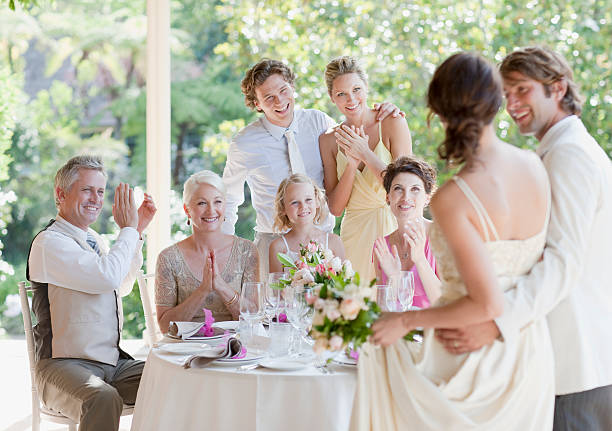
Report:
427,52,502,166
383,156,437,195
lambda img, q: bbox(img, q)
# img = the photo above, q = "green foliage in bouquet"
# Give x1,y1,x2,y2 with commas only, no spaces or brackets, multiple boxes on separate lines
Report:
277,240,422,354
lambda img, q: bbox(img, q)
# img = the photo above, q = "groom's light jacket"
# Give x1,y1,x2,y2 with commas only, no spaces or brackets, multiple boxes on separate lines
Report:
496,115,612,395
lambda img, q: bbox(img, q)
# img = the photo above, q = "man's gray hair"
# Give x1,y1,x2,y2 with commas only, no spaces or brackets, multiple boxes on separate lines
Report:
54,155,107,208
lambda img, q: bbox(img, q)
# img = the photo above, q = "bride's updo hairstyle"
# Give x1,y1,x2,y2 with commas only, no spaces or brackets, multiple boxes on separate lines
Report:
427,52,502,166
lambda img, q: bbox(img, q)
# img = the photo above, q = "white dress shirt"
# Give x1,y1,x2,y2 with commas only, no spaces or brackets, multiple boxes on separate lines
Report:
28,215,144,365
496,116,612,395
222,108,336,234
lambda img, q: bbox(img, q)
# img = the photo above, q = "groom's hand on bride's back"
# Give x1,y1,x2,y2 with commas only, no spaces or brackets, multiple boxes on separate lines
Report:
435,321,501,355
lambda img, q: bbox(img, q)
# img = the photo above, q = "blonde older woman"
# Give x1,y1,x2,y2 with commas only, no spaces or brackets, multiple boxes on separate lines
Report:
155,170,259,332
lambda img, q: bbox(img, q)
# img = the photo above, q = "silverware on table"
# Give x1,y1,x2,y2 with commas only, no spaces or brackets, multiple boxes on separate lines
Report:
236,363,260,372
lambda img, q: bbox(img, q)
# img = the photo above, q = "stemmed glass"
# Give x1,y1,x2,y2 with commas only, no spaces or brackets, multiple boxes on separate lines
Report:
395,271,415,311
284,286,315,354
265,272,286,322
375,284,396,312
240,282,264,343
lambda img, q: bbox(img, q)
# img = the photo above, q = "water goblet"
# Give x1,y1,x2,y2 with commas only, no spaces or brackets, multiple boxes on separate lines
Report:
375,284,396,312
240,282,264,343
285,286,314,355
266,272,286,322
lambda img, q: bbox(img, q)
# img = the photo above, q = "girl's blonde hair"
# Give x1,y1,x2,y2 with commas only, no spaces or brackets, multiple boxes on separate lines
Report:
273,174,328,232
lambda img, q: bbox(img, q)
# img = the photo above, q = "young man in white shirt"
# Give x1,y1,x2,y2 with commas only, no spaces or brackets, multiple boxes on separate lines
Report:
435,47,612,430
222,58,401,276
28,155,156,431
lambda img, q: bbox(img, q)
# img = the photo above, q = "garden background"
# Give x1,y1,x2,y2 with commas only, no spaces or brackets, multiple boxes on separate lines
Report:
0,0,610,337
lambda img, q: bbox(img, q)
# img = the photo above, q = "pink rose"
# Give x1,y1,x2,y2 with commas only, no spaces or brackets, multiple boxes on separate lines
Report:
297,260,308,270
315,263,326,274
313,337,328,355
339,298,362,320
307,242,318,253
305,290,317,305
329,335,343,351
314,298,325,310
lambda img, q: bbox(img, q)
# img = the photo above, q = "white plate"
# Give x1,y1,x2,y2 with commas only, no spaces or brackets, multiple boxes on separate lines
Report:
156,343,212,355
214,352,264,366
212,321,239,331
258,358,309,371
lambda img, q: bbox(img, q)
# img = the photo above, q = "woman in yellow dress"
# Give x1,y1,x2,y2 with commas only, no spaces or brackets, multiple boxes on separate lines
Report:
319,56,412,283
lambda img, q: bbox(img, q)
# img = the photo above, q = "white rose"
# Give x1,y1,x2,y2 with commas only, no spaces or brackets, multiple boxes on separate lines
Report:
291,271,305,288
343,260,355,277
324,299,341,321
343,283,359,297
302,270,315,284
330,256,342,272
314,298,325,310
329,335,344,351
293,268,314,286
323,248,334,261
359,286,375,301
312,310,325,326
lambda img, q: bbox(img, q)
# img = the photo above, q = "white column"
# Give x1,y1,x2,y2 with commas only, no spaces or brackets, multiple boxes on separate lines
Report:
145,0,171,274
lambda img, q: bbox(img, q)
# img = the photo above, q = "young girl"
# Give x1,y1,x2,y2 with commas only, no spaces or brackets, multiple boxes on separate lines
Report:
373,156,441,308
269,174,345,272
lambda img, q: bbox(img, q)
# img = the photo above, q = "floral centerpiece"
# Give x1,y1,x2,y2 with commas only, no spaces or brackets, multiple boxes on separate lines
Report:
277,240,423,356
277,240,380,355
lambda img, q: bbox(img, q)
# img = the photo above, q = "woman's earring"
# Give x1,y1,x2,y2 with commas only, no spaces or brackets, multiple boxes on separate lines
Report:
187,218,191,226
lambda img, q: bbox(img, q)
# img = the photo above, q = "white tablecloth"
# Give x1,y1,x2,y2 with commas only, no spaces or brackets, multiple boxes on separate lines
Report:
131,348,357,431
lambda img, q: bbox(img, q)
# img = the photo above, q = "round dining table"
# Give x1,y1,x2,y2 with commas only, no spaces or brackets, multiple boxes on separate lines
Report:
130,346,357,431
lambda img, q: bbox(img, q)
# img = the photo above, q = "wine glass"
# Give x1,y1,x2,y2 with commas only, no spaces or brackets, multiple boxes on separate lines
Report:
265,272,285,322
395,271,415,311
285,286,314,354
375,284,396,312
240,282,264,342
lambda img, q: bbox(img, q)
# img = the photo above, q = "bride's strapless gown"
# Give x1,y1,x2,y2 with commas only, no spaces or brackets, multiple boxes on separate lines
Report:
350,177,555,431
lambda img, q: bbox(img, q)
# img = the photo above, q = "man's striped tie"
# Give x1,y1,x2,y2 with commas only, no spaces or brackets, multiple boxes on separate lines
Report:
86,232,101,256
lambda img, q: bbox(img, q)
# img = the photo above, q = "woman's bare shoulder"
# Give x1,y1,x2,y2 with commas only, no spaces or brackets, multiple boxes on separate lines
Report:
319,126,339,148
430,179,468,219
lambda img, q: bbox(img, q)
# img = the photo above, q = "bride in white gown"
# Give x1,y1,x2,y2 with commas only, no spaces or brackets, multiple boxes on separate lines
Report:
350,53,555,430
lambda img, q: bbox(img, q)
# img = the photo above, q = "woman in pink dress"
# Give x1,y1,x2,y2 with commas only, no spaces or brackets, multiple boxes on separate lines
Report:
373,156,441,307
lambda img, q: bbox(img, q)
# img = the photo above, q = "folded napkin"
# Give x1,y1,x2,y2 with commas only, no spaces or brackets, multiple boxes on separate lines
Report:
168,321,206,340
168,321,230,340
183,337,244,369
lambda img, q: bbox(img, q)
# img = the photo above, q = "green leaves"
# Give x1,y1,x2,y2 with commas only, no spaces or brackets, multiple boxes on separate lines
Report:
276,252,297,269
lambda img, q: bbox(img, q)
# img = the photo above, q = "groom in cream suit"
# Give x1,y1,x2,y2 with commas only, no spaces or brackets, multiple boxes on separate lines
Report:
436,47,612,430
28,155,156,431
